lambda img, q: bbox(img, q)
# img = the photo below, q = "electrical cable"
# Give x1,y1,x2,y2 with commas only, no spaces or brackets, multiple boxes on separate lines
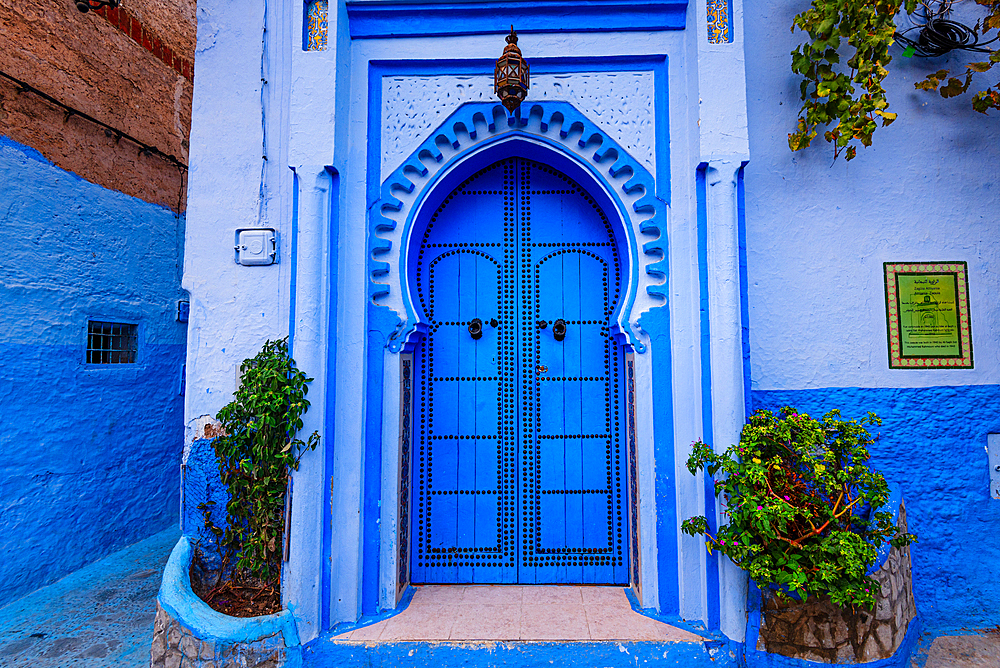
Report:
0,68,188,170
895,0,1000,57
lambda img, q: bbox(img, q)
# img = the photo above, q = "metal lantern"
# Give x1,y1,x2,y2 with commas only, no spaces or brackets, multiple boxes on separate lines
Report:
494,27,529,114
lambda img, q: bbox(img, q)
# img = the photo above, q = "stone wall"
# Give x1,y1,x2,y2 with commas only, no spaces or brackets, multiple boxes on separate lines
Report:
151,603,288,668
756,503,916,663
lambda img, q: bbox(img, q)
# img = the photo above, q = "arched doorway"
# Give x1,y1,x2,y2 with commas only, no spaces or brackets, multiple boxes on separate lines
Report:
409,156,629,585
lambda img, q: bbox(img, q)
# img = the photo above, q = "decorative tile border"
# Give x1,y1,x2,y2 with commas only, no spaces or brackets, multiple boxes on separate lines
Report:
626,353,642,600
883,261,973,369
707,0,732,44
305,0,329,51
397,354,413,602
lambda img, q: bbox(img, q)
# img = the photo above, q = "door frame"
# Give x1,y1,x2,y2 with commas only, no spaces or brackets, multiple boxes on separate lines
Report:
370,102,668,611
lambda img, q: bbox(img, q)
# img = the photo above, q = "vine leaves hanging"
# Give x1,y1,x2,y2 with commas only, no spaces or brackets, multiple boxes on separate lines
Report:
789,0,999,161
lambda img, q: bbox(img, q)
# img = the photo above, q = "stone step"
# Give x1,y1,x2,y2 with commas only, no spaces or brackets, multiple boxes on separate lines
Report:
301,638,735,668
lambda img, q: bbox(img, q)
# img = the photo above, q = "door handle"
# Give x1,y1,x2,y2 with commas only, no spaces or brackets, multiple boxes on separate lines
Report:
468,318,483,340
552,319,567,341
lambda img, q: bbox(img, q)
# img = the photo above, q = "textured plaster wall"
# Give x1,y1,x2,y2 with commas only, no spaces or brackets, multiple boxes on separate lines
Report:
744,0,1000,391
0,137,187,606
181,0,286,452
743,0,1000,635
0,1,194,211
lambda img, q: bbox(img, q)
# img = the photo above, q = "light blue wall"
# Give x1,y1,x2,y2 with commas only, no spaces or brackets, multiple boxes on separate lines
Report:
0,137,187,606
744,0,1000,633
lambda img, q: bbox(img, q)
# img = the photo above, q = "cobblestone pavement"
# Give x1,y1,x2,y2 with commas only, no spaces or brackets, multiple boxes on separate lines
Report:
920,631,1000,668
0,526,179,667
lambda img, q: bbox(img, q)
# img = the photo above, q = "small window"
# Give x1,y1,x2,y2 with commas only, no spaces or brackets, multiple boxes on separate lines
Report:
87,321,138,364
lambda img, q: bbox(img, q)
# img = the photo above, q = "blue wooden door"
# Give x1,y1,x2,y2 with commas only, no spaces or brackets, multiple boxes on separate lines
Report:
410,158,628,584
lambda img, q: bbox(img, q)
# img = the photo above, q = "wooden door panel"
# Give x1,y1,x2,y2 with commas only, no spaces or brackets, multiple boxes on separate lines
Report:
411,157,626,585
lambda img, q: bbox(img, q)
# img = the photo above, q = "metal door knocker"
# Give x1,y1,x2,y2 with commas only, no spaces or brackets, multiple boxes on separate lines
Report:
552,319,567,341
468,318,483,340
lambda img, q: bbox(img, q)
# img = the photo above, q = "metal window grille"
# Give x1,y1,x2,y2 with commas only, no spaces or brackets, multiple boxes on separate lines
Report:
87,321,138,364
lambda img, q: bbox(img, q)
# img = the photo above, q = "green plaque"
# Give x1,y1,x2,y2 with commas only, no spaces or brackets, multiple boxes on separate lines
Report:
884,262,973,369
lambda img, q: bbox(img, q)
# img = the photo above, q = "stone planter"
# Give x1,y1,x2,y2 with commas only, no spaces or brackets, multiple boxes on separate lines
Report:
744,487,918,667
151,536,302,668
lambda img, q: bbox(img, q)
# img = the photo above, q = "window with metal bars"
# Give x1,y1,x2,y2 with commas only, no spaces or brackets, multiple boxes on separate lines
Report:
86,321,138,364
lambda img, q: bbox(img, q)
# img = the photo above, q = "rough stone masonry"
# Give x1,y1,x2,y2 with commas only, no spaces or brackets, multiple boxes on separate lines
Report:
150,603,288,668
757,503,917,663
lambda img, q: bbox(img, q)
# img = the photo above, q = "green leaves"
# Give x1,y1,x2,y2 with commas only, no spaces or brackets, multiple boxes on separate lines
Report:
789,0,903,161
205,337,320,588
790,0,1000,156
683,407,916,611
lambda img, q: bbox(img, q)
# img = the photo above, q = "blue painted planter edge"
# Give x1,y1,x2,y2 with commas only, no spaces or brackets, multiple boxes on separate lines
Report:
157,535,301,648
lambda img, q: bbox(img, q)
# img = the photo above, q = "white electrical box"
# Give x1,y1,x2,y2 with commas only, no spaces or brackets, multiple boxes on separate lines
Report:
235,228,276,265
989,434,1000,500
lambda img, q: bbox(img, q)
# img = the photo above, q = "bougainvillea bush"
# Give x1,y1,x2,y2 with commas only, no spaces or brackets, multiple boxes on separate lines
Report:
681,407,916,610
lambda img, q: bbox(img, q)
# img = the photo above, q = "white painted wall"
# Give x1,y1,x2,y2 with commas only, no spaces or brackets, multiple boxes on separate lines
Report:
744,0,1000,392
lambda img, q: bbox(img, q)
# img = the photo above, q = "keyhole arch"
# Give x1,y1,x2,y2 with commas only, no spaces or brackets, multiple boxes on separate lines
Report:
400,135,639,355
409,155,629,584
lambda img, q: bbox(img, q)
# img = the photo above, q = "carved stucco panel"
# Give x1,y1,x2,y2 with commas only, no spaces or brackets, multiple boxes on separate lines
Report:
381,72,656,179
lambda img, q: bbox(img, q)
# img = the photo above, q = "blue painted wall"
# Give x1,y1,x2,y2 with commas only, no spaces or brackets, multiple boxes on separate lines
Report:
743,0,1000,636
752,387,1000,633
0,137,187,606
181,439,229,569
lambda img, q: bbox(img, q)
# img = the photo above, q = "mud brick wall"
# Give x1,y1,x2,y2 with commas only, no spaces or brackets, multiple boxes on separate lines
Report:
0,0,194,211
756,503,916,663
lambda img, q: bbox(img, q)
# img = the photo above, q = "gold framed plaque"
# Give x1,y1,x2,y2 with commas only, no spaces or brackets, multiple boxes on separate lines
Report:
884,262,973,369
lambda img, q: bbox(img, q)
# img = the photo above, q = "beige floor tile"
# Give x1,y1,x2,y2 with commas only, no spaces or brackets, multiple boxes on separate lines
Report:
520,602,590,640
347,619,388,641
521,585,584,606
412,585,467,605
580,586,631,608
461,585,524,605
449,604,521,640
586,606,704,642
379,604,455,641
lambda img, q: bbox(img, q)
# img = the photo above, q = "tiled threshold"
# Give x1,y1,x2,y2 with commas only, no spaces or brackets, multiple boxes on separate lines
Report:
331,585,704,642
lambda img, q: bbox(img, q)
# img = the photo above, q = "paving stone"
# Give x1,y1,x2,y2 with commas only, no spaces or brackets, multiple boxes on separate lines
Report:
0,527,178,668
925,633,1000,668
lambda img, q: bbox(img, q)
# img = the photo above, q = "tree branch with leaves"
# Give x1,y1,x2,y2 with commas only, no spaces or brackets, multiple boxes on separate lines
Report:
789,0,999,161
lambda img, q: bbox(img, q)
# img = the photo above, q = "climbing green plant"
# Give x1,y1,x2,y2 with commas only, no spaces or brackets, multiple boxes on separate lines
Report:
789,0,918,160
681,408,916,610
790,0,1000,160
209,338,319,585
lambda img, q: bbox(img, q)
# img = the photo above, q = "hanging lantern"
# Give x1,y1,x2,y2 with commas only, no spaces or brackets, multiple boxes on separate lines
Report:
494,27,529,114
